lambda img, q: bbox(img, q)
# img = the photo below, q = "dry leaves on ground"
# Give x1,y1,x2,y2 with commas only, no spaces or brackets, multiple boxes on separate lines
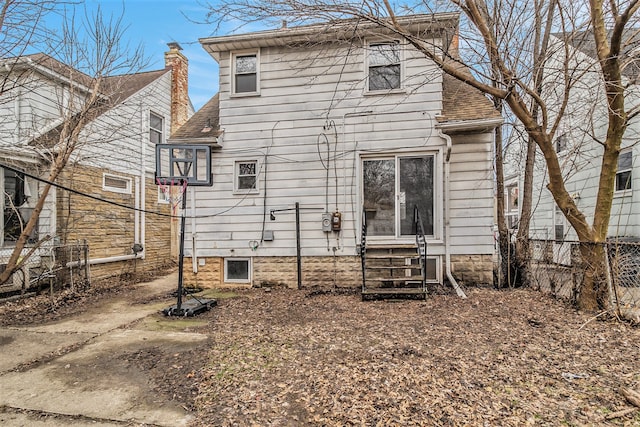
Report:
191,287,640,426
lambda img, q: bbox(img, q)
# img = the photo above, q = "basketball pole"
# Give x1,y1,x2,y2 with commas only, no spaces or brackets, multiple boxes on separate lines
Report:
157,143,216,316
176,179,187,312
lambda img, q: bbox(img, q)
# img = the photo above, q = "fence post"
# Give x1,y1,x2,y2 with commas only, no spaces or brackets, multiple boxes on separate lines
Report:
83,239,90,286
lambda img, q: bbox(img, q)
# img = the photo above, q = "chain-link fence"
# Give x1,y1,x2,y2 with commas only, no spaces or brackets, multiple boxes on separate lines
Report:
0,241,90,300
527,239,640,321
607,241,640,321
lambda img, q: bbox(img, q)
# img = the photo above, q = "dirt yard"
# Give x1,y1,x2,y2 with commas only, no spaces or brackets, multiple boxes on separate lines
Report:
2,281,640,426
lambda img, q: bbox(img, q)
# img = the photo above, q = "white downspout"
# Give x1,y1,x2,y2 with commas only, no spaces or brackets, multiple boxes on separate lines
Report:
134,176,140,247
14,89,21,144
139,103,146,259
439,129,467,298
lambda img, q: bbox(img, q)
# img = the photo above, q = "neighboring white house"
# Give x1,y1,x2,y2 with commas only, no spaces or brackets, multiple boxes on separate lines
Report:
511,31,640,264
0,43,191,285
172,14,502,290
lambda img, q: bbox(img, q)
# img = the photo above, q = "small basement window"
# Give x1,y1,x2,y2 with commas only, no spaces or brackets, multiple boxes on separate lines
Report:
225,258,251,283
103,173,131,194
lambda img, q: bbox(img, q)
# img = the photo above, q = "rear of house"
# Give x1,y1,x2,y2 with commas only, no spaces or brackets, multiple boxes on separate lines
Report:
176,14,501,290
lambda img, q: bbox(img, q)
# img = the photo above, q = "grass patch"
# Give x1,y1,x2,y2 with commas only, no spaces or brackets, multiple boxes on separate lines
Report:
196,289,240,300
137,315,209,332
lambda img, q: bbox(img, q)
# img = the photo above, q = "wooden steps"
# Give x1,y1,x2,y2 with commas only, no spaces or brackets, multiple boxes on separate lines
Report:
361,243,427,300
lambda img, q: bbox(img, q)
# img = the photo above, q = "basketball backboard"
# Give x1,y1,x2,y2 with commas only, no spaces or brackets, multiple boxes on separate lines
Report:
155,144,212,186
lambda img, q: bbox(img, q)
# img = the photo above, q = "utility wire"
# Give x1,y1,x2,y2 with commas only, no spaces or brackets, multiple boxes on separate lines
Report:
1,162,172,219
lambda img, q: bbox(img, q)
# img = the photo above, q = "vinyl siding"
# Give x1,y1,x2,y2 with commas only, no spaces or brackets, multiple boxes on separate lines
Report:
189,38,497,268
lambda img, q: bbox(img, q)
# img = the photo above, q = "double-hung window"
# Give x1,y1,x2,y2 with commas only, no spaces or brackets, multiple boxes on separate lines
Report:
233,52,259,94
150,112,163,144
235,160,258,192
368,41,401,91
616,149,632,192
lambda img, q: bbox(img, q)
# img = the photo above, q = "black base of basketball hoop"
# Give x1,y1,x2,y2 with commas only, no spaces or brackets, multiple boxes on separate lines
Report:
163,297,217,317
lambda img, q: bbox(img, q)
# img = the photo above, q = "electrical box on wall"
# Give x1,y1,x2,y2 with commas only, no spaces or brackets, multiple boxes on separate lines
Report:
322,213,332,232
331,211,342,231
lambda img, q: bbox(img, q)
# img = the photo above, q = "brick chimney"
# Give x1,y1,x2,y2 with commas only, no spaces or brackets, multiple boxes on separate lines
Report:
164,42,189,135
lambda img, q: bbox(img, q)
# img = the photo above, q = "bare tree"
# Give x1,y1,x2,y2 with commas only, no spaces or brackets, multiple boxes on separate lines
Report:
0,3,145,285
203,0,639,310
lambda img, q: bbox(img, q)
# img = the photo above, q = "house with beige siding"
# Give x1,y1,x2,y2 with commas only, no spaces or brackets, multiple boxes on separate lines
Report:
172,14,502,294
0,43,190,287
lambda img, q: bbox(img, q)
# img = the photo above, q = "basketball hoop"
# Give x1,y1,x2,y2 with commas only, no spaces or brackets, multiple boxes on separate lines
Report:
156,177,188,216
155,143,214,316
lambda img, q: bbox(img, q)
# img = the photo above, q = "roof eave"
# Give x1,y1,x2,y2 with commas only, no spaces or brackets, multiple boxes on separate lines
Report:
436,117,503,134
200,13,460,61
166,137,222,149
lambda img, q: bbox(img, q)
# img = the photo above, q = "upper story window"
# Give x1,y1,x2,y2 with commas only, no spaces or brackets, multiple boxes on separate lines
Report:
235,160,258,192
233,52,259,95
150,112,163,144
616,149,632,192
368,41,401,92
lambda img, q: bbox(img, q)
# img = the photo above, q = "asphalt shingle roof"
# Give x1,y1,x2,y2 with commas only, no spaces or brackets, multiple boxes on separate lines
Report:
442,72,502,121
170,93,220,139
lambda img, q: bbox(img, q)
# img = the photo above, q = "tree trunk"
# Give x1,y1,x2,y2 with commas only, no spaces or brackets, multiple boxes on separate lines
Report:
513,135,537,287
577,241,610,311
494,118,512,288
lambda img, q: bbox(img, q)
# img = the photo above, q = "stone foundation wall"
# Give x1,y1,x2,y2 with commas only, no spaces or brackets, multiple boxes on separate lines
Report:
182,254,494,289
183,257,223,288
57,165,172,280
182,256,362,289
257,256,362,289
449,254,494,286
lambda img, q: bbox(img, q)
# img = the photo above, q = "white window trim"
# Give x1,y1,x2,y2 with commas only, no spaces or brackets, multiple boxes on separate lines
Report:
157,186,170,204
231,50,260,97
103,173,132,194
234,159,259,194
150,111,164,144
360,151,441,240
365,39,404,94
224,258,252,283
614,149,633,195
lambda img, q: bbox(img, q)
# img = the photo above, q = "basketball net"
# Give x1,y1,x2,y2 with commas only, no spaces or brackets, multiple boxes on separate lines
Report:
156,178,188,215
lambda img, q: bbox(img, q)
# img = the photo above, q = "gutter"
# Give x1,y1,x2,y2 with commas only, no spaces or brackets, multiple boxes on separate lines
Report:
438,129,467,299
435,117,504,134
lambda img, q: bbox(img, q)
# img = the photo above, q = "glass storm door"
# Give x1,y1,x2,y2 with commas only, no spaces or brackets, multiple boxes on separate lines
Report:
363,156,434,238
